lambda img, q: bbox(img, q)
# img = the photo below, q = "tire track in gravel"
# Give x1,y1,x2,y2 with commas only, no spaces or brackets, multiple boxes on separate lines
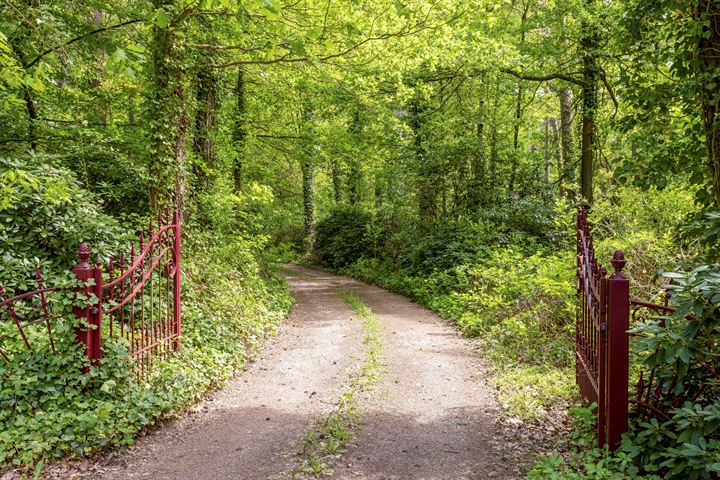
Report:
93,268,366,480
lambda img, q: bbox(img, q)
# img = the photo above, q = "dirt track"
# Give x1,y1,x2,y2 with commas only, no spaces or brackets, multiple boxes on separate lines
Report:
91,265,529,479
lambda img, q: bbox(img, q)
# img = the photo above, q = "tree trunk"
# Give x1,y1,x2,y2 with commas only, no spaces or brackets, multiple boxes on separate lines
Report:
91,10,108,127
301,159,315,247
410,97,436,219
509,82,522,193
147,0,175,211
580,0,598,204
174,91,188,222
374,176,383,210
544,118,551,182
347,110,362,204
9,39,38,152
469,90,486,210
559,88,574,196
22,89,38,152
232,67,246,193
548,117,561,185
331,161,342,203
508,5,528,194
193,67,217,190
697,0,720,205
488,79,501,191
301,105,316,248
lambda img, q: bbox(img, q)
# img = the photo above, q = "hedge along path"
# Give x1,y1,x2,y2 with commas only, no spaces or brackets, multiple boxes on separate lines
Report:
93,267,367,480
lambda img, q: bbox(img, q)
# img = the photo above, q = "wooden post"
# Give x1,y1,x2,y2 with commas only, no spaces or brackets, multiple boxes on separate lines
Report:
605,250,630,450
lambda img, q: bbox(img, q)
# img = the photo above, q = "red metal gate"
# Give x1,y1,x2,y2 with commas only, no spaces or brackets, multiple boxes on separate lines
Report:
576,206,630,450
0,207,181,379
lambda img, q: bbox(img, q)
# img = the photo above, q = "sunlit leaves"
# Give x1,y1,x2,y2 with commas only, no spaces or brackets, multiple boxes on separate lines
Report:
152,8,170,28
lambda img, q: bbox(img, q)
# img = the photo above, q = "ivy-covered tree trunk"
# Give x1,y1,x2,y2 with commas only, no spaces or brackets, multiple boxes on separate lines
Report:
301,158,315,248
193,66,218,190
509,81,522,193
301,104,316,248
559,87,574,197
697,0,720,205
348,110,362,205
232,67,246,193
468,91,486,210
410,97,436,219
174,94,188,219
147,0,187,215
331,160,342,203
580,0,598,204
488,80,501,190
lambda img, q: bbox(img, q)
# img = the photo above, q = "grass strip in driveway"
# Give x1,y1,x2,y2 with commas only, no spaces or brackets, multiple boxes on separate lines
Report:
291,289,384,478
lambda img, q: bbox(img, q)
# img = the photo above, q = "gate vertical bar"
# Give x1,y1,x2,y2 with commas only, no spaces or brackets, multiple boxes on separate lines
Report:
598,268,607,447
172,206,182,350
576,210,583,390
606,250,630,450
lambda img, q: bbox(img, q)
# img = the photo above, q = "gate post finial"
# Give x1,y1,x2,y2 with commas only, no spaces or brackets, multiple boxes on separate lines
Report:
611,250,627,279
77,242,90,265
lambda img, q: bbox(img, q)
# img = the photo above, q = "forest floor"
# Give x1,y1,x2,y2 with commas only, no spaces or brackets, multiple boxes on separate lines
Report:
54,265,542,479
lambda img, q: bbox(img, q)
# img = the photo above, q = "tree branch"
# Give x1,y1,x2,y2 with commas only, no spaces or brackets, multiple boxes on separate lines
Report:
599,67,619,115
187,44,266,53
499,67,584,87
209,28,423,69
26,19,143,69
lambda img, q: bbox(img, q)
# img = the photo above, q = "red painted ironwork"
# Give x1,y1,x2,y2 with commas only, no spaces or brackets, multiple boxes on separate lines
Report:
0,207,181,380
576,206,630,450
75,206,182,378
0,270,62,363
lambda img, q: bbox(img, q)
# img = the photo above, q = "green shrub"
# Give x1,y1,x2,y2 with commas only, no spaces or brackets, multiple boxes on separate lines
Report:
314,206,373,268
0,156,128,292
394,219,496,274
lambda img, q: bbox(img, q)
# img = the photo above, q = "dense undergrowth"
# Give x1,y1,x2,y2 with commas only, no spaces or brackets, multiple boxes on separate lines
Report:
0,160,292,471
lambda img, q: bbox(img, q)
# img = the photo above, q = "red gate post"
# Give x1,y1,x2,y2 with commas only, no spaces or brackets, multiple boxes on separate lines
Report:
605,250,630,450
90,258,103,362
172,206,182,350
72,243,103,366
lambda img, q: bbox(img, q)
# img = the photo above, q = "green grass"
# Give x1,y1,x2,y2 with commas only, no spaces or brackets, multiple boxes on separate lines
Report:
494,365,576,419
291,289,383,478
